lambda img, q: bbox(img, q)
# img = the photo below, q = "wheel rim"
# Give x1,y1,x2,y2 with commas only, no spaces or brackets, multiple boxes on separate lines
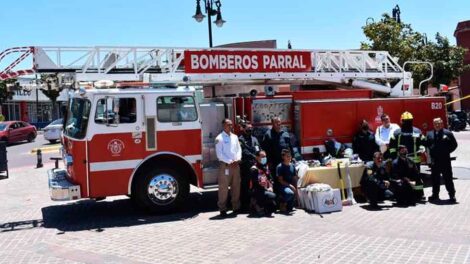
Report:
147,174,179,205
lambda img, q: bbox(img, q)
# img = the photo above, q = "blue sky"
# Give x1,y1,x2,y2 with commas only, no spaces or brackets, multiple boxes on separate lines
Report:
0,0,468,51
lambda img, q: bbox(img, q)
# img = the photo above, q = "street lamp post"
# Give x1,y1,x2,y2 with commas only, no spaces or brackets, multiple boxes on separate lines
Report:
192,0,226,48
392,5,401,23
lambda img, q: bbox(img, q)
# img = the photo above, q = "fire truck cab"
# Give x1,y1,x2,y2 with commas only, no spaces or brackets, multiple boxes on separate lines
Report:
51,87,207,212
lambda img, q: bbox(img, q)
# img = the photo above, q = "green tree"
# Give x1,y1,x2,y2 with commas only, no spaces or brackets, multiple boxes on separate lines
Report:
0,79,16,106
361,13,469,93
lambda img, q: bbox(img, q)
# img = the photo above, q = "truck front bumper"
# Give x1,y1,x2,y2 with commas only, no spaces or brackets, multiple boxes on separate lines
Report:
48,169,81,201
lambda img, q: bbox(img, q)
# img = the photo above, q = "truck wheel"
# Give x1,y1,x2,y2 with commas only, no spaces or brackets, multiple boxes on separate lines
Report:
134,167,189,213
49,139,57,144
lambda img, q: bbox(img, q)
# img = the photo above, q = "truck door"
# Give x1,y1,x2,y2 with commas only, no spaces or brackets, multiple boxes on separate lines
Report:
199,101,227,185
153,95,202,163
87,95,145,197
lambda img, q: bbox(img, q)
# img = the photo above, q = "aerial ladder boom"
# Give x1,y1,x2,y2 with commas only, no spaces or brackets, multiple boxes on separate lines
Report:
0,46,413,96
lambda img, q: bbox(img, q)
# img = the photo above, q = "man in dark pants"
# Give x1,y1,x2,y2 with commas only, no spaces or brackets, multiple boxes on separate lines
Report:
261,117,294,177
353,120,379,162
389,111,426,199
239,122,260,211
391,145,420,206
361,152,394,208
426,117,458,203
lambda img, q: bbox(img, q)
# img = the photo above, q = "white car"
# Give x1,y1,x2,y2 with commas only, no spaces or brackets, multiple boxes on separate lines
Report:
43,119,63,144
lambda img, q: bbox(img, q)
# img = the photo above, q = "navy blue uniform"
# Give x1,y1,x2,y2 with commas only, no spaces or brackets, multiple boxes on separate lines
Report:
391,157,420,205
353,130,379,162
361,162,394,205
426,129,458,199
239,134,260,210
262,129,293,176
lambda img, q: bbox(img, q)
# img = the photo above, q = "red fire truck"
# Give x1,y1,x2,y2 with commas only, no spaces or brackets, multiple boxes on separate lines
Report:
0,47,446,212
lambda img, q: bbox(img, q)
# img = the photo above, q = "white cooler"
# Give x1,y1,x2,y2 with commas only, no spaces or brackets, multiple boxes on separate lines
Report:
313,188,342,213
299,184,342,214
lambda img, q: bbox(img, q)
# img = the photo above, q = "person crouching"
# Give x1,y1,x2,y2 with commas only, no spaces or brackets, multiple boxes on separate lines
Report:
275,149,299,213
390,145,419,206
250,150,276,216
360,152,394,208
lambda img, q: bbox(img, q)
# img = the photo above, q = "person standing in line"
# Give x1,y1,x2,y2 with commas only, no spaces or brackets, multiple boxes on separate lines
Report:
261,117,294,177
215,118,242,217
375,114,400,159
353,120,379,162
238,122,260,211
426,117,458,203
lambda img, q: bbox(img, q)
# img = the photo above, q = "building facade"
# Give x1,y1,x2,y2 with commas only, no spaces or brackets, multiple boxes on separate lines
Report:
455,20,470,111
1,78,68,128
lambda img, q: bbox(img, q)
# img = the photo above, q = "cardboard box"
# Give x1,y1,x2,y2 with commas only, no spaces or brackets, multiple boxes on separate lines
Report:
313,189,342,213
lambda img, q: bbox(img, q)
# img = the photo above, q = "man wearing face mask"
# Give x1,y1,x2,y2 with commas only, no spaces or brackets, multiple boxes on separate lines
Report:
250,150,276,216
390,145,419,205
239,122,260,211
353,120,379,162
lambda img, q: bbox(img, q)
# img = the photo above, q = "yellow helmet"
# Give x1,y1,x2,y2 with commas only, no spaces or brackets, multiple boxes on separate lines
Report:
401,111,413,120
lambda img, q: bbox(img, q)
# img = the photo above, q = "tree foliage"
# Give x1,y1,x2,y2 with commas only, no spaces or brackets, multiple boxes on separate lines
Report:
361,13,469,92
40,74,61,104
40,74,62,120
0,79,17,105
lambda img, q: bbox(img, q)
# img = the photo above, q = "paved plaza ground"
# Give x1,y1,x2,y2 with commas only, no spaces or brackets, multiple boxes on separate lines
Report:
1,130,470,264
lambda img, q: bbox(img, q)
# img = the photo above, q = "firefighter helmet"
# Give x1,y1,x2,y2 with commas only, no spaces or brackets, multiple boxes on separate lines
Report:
401,111,413,120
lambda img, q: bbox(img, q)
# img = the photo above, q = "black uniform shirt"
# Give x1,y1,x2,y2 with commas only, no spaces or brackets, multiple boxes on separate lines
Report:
426,129,458,161
262,129,293,167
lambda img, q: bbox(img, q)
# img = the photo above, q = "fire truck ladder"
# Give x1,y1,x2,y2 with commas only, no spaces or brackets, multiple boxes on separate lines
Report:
0,46,412,96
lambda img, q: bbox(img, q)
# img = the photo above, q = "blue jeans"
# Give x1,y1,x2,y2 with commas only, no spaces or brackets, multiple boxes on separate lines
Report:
280,186,295,209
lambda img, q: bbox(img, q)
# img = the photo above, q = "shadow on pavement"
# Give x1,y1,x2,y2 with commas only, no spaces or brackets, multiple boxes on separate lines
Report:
0,219,43,233
360,204,393,211
428,199,459,206
37,190,219,233
5,141,30,147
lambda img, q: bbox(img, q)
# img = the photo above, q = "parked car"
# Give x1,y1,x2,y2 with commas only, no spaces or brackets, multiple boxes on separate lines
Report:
448,110,468,132
43,119,63,144
0,121,37,144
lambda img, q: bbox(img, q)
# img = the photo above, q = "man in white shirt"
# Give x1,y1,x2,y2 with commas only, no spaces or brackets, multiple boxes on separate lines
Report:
215,118,242,216
375,114,400,158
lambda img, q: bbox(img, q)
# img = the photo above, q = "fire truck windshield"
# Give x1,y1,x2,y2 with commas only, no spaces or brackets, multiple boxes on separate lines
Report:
64,98,91,139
